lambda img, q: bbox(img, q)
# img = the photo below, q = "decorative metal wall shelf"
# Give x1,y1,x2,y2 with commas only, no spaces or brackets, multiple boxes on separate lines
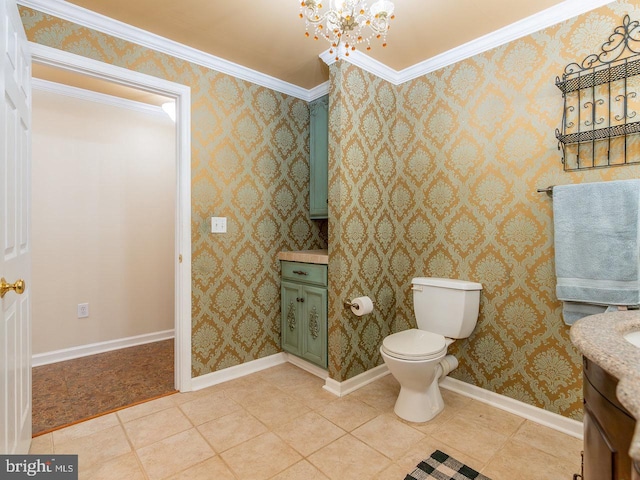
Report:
556,15,640,171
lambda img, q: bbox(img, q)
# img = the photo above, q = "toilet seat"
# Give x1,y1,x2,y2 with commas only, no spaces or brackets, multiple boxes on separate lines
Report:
382,329,447,361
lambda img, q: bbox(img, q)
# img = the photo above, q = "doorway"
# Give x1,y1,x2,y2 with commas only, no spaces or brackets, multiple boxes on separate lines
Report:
29,44,192,427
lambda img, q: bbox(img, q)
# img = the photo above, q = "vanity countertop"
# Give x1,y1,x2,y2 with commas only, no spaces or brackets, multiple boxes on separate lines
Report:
570,310,640,461
277,249,328,265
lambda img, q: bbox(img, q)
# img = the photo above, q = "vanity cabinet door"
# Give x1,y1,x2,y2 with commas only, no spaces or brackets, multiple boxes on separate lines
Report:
301,285,327,368
582,357,635,480
280,261,328,369
309,95,328,219
281,282,302,357
583,406,615,480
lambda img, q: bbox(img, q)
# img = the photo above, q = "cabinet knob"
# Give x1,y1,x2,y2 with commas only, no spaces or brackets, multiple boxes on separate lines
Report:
292,270,308,276
296,297,305,303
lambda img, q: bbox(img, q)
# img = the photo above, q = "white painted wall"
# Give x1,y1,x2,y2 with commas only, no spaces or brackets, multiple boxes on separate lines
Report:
31,88,176,355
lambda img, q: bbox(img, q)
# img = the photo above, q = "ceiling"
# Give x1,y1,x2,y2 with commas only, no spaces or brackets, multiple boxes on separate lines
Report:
60,0,569,90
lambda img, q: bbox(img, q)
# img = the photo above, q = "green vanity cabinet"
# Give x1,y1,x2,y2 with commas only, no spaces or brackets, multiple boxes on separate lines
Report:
309,95,328,219
280,261,328,368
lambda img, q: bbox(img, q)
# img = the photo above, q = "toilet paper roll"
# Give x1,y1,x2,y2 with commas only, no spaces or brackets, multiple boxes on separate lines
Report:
350,296,374,316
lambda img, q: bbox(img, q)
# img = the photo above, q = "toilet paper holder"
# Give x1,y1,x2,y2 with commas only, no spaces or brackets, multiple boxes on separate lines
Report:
343,299,375,310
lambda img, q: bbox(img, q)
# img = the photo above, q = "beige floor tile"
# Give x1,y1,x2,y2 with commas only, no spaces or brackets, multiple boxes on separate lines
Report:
29,434,53,454
352,414,425,459
395,436,450,472
440,388,473,410
316,397,379,431
136,428,215,480
80,452,145,480
165,456,236,480
308,434,391,480
123,407,192,449
349,377,399,412
197,409,268,453
53,413,120,444
430,414,509,463
256,362,320,389
178,389,242,426
273,411,346,456
512,420,583,465
243,390,310,428
222,377,276,407
220,432,302,480
482,438,582,480
454,399,525,437
375,462,412,480
270,459,330,480
402,404,457,436
38,363,587,480
116,395,177,423
54,425,131,471
284,379,338,410
170,387,222,406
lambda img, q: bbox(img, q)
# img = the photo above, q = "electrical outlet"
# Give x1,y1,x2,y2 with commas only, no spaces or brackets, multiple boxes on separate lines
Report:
78,303,89,318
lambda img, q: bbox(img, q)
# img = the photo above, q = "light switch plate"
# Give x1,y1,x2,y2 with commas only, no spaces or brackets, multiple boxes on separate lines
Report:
211,217,227,233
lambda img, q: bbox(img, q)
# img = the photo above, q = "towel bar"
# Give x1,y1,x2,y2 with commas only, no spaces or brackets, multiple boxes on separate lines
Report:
537,186,554,197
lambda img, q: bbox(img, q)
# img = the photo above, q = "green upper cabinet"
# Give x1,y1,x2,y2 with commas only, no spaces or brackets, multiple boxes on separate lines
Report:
309,95,328,219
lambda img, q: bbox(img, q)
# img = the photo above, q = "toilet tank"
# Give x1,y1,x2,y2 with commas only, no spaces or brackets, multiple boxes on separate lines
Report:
412,277,482,339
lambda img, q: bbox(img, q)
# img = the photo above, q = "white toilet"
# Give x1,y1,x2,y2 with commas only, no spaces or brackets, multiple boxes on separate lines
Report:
380,277,482,423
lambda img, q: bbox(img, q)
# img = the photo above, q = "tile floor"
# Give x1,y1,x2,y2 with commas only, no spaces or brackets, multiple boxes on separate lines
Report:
29,362,584,480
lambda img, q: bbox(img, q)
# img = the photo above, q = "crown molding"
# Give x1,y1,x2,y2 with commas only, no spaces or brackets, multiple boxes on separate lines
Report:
32,77,169,118
395,0,616,84
320,0,615,86
20,0,615,97
18,0,312,101
307,81,330,100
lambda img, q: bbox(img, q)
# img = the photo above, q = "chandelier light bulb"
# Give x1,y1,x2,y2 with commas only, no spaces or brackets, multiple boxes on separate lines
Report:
299,0,394,58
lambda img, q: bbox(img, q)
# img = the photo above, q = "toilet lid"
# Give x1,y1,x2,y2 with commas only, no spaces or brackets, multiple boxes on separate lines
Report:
382,329,446,360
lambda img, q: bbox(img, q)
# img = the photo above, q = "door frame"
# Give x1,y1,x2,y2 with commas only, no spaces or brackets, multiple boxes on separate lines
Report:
30,42,193,391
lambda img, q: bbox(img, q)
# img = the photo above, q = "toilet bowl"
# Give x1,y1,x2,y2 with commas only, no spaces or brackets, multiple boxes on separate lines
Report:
380,328,452,422
381,277,482,423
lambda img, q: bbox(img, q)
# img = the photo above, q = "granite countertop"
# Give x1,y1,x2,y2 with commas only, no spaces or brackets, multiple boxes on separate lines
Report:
277,249,328,265
570,310,640,461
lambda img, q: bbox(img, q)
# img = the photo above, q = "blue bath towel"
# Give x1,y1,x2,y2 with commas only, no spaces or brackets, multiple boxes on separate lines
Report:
553,179,640,325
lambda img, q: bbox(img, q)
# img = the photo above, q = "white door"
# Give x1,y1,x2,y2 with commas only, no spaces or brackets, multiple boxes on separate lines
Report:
1,0,32,454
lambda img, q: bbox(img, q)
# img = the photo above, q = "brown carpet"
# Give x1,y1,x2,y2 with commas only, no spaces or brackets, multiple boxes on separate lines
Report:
32,339,175,436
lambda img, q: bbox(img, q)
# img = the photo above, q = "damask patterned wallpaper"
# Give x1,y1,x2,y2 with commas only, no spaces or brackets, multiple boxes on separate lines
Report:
19,8,328,376
328,0,640,420
327,64,402,381
21,0,640,421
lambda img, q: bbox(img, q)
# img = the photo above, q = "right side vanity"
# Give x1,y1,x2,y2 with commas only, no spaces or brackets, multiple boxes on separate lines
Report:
570,310,640,480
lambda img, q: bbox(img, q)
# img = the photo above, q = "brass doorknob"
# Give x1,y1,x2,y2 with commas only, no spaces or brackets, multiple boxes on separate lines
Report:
0,277,25,298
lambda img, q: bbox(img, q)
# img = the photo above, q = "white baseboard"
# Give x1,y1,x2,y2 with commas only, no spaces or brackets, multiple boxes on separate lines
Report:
285,353,329,380
323,364,390,397
155,346,583,440
318,363,583,439
32,330,175,367
440,377,583,439
191,353,288,391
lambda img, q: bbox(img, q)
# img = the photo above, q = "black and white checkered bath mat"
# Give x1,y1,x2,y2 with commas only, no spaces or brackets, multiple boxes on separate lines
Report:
405,450,491,480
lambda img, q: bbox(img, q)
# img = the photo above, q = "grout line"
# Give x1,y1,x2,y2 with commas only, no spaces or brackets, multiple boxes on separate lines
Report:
114,408,150,480
32,390,179,438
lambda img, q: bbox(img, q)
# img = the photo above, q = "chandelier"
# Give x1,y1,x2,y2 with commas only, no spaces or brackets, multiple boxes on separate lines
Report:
299,0,395,58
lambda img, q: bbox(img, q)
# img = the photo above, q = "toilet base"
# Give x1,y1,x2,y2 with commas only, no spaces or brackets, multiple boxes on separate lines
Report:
393,378,444,423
